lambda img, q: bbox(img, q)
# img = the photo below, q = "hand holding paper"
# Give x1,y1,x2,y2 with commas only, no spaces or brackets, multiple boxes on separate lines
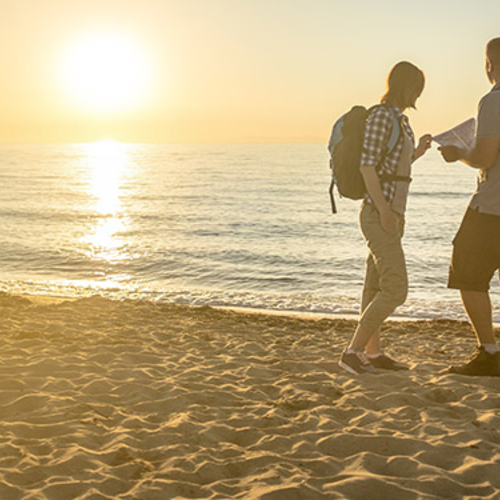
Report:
433,118,476,150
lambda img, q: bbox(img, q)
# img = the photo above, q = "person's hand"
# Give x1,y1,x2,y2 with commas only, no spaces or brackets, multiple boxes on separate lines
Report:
415,134,432,159
379,207,397,234
439,145,463,163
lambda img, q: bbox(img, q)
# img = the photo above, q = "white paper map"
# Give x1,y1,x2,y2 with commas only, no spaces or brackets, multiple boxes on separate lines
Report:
433,118,476,149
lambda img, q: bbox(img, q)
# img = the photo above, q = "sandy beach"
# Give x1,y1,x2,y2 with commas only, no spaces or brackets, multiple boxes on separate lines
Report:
0,292,499,499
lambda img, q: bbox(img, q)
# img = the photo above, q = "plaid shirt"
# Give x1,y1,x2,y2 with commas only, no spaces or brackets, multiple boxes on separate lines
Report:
360,105,415,205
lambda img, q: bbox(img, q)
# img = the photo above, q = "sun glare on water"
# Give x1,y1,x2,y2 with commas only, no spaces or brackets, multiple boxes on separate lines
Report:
88,140,127,215
61,32,153,114
83,140,131,264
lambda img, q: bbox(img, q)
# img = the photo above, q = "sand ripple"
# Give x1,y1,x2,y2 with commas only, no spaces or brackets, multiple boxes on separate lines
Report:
0,293,499,499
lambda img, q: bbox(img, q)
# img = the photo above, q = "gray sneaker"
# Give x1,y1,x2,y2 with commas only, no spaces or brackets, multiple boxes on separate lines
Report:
339,350,377,375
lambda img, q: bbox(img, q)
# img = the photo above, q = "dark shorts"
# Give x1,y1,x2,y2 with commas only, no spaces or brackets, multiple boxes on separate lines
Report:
448,207,500,292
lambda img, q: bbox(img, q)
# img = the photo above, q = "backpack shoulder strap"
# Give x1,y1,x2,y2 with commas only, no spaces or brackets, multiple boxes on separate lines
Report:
386,107,400,153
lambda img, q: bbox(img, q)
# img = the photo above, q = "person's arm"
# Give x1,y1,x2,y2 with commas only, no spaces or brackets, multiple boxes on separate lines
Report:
359,106,398,233
413,134,433,161
441,91,500,169
360,166,397,233
440,135,500,169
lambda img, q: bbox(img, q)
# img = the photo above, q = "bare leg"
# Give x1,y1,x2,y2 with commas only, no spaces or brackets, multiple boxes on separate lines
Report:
365,328,382,354
350,326,382,353
349,323,377,351
460,290,496,346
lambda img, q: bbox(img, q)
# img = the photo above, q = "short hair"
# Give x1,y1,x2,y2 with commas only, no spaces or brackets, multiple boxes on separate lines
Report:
487,38,500,64
381,61,425,110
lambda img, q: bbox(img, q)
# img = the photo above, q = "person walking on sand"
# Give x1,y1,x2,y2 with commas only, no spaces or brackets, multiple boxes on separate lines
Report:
339,61,432,375
439,38,500,377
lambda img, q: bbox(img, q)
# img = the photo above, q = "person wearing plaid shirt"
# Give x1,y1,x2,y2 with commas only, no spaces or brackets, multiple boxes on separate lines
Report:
339,61,432,375
361,106,415,207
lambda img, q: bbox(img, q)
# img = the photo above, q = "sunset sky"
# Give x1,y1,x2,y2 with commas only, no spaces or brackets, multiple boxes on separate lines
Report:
2,0,500,144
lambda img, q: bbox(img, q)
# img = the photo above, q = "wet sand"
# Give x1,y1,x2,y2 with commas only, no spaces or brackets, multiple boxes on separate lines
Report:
0,293,499,499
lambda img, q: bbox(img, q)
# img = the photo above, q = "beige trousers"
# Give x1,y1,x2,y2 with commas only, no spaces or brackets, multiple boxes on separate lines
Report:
359,203,408,332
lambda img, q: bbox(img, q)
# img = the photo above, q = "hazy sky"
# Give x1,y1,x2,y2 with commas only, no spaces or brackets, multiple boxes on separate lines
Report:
1,0,500,143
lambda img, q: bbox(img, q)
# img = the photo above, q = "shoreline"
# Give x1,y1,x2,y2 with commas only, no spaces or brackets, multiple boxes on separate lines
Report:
6,290,479,325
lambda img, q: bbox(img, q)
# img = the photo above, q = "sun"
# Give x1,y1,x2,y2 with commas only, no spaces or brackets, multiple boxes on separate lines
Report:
61,32,152,114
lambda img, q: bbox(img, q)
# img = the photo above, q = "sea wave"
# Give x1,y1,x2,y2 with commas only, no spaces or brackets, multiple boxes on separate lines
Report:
0,143,498,325
0,277,485,323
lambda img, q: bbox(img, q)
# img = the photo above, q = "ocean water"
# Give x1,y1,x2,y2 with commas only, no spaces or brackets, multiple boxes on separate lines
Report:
0,142,498,321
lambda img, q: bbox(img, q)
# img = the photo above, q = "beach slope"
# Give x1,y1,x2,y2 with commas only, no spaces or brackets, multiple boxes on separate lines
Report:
0,293,499,499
